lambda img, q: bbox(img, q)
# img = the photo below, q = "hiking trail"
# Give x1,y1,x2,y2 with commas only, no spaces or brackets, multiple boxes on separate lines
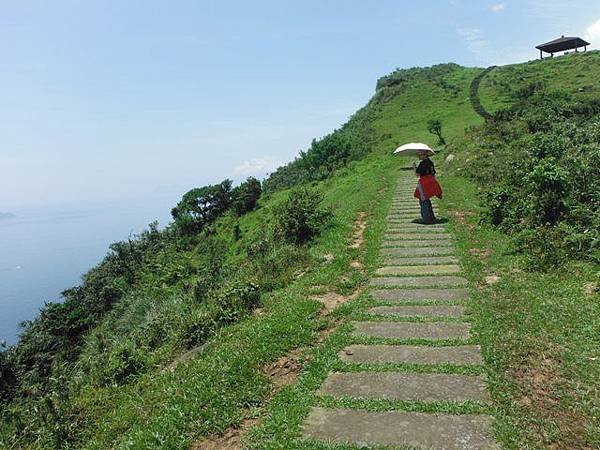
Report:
301,171,498,449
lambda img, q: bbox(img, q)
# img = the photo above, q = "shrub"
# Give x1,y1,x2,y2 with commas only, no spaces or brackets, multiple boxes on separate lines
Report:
456,90,600,268
0,344,16,402
171,180,233,234
427,119,446,145
90,339,150,387
179,280,259,348
273,187,331,244
231,177,262,216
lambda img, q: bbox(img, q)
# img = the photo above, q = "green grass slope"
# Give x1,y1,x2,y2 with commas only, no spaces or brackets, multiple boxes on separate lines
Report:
0,63,483,449
479,50,600,114
3,54,599,449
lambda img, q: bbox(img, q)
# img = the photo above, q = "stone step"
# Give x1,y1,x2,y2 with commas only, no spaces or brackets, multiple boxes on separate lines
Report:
367,305,465,317
383,256,459,265
389,206,424,211
386,223,446,229
319,372,490,402
381,247,455,257
370,276,468,288
376,265,461,276
387,213,422,217
386,225,447,232
340,344,483,365
388,208,427,213
386,229,448,236
381,240,454,248
386,218,440,224
351,321,471,340
385,230,448,236
371,288,469,302
303,408,498,449
384,233,451,240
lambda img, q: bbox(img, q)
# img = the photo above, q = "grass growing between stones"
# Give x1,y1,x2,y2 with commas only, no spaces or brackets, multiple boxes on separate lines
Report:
245,182,489,448
439,174,600,449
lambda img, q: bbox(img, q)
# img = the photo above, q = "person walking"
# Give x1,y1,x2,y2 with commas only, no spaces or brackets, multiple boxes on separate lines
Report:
414,151,442,224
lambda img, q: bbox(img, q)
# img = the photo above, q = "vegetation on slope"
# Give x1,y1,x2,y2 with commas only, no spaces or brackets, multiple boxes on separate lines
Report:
2,53,599,449
1,62,478,449
452,89,600,268
443,52,600,448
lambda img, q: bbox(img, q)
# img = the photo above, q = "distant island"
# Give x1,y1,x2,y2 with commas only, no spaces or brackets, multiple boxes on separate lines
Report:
0,212,16,220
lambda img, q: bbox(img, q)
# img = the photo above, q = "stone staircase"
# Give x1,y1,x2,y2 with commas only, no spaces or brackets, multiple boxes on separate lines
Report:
302,174,499,449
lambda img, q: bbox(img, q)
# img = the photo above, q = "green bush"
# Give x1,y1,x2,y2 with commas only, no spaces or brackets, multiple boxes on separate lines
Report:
171,180,233,235
179,280,259,348
456,90,600,268
245,229,309,290
90,339,150,387
231,177,262,216
273,187,331,244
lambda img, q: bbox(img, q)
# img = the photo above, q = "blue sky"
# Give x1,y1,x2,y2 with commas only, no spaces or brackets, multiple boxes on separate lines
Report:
1,0,599,210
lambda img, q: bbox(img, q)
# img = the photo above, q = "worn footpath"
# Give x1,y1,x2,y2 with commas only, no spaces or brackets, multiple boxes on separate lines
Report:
301,172,499,449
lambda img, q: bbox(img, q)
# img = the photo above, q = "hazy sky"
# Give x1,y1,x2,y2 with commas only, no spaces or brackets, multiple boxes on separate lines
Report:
1,0,599,210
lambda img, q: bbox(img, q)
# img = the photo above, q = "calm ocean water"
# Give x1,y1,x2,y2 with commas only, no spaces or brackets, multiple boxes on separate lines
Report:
0,196,175,345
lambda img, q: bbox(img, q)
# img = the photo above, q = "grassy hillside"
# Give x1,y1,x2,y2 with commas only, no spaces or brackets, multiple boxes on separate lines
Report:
2,54,600,449
479,51,600,114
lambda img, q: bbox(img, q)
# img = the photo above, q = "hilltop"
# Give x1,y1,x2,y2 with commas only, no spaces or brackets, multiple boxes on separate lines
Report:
1,52,600,449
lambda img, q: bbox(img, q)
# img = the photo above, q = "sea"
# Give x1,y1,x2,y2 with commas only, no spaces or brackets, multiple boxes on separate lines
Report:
0,195,175,346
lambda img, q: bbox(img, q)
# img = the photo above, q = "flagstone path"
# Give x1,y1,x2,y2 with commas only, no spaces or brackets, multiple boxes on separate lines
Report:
302,173,498,449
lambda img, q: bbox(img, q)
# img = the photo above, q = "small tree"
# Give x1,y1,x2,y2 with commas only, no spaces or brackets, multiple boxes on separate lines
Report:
273,187,331,244
231,177,262,216
171,180,233,234
427,119,446,145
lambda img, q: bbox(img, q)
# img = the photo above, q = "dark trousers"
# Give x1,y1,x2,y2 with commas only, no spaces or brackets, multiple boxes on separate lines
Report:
420,199,436,224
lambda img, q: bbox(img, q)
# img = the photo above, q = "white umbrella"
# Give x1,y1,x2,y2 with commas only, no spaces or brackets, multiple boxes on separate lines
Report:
393,142,435,156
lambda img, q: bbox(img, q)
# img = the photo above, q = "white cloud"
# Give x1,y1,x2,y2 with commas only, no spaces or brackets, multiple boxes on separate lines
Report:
458,27,534,66
232,156,284,179
458,28,488,55
584,18,600,48
490,3,506,12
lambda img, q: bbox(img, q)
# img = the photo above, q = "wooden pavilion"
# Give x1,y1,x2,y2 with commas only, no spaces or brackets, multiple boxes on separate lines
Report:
536,35,590,59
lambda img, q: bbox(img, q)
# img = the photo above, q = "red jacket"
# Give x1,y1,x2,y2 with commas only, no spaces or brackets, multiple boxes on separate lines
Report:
414,174,443,201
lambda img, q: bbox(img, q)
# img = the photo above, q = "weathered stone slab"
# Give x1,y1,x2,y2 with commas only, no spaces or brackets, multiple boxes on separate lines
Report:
388,210,421,217
303,408,498,449
352,321,471,340
389,207,422,211
370,276,468,288
340,344,483,364
386,221,444,228
384,233,451,240
387,214,422,219
381,247,455,257
388,208,422,212
376,265,461,276
385,230,448,236
383,255,458,265
387,222,446,228
319,372,489,402
371,288,468,301
386,225,447,232
381,240,454,248
367,305,465,317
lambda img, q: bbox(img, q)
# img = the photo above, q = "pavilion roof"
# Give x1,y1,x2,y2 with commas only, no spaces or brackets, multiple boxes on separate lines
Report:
536,36,590,53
